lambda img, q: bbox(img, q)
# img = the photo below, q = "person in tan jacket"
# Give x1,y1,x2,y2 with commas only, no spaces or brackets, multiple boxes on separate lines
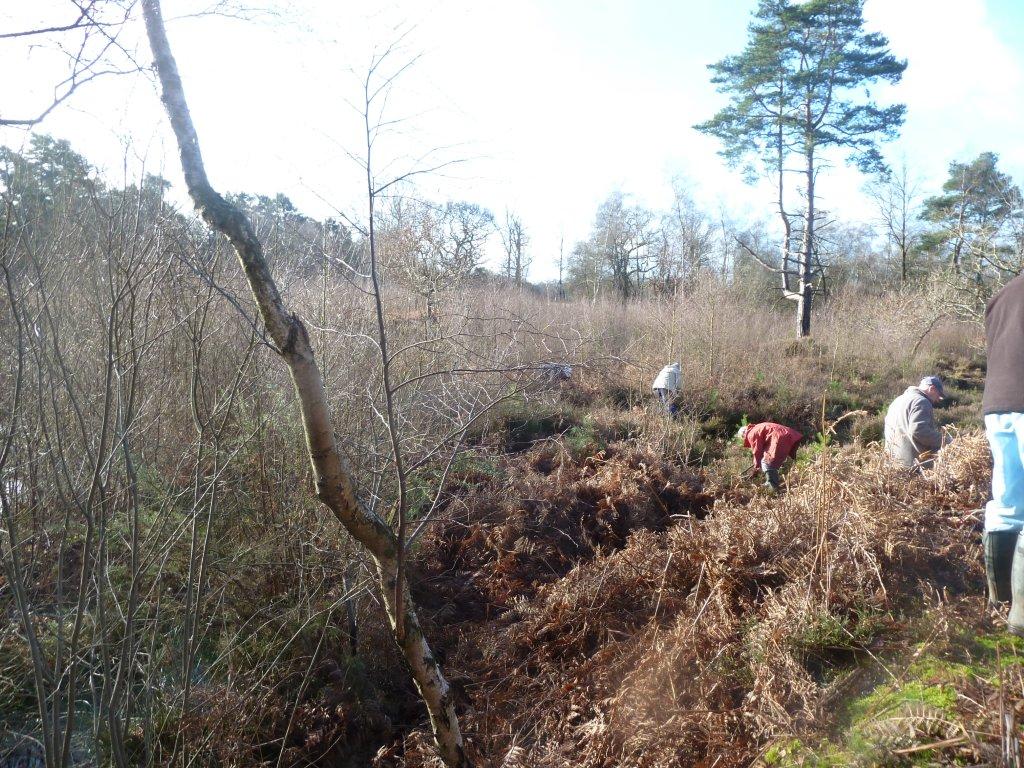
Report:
883,376,944,469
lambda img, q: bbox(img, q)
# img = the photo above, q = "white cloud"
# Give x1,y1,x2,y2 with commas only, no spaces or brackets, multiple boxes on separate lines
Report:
867,0,1024,184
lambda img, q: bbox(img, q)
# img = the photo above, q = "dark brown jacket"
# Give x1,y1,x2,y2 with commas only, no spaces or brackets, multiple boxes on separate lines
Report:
984,274,1024,414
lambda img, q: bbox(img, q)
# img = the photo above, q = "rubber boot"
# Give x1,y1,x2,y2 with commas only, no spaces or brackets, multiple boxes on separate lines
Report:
1009,534,1024,636
984,529,1018,604
762,461,781,492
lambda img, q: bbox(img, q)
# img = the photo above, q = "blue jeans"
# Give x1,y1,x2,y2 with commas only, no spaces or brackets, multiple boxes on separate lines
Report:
654,388,676,414
985,412,1024,532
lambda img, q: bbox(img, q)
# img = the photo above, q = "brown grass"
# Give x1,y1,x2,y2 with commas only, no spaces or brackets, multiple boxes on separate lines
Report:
1,232,987,767
382,433,990,767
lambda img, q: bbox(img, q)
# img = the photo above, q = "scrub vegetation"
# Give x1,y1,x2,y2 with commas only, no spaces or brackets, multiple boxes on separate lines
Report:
0,132,1006,766
3,0,1024,766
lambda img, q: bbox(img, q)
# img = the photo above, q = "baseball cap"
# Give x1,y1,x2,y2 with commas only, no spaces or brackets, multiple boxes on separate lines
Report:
919,375,945,398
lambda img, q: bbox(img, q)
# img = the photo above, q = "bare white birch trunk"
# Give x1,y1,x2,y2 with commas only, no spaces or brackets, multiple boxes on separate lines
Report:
139,2,468,764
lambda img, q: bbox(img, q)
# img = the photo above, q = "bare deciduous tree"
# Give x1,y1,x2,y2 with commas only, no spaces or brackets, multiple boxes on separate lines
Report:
499,210,530,287
657,180,715,295
568,191,655,302
396,199,494,320
140,2,471,764
867,159,922,286
0,1,141,127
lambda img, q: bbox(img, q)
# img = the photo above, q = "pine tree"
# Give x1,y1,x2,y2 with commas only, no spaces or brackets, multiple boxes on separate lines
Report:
696,0,906,337
922,152,1023,277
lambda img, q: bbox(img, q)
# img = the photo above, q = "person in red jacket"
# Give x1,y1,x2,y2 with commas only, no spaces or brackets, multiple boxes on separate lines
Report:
738,422,804,491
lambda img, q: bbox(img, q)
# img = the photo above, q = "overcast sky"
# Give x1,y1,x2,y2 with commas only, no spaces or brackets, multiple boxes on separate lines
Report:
2,0,1023,280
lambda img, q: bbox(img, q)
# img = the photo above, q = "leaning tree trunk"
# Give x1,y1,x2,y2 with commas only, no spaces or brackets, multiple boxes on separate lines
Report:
139,3,469,765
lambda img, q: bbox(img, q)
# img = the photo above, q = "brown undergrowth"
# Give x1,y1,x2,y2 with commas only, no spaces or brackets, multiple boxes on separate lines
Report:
413,440,716,624
383,434,990,767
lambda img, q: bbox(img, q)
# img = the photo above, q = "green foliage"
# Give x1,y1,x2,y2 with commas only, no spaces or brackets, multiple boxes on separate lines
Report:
697,0,906,177
761,738,850,767
971,631,1024,658
408,451,503,520
847,680,957,723
850,411,884,443
0,632,37,716
922,152,1021,237
564,418,605,458
787,606,884,663
788,614,1024,766
0,134,92,194
0,135,96,232
920,151,1024,310
780,679,959,767
793,429,829,468
488,397,587,451
696,0,906,335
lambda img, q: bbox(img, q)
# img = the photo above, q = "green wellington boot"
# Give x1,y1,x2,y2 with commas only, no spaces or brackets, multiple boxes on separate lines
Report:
985,530,1019,604
1009,533,1024,636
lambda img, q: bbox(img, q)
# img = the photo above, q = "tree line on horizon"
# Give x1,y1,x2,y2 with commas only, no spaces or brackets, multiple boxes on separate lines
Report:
2,0,1022,340
5,133,1020,323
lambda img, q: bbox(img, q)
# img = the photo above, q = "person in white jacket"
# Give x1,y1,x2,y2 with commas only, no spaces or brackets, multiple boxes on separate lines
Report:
652,362,681,414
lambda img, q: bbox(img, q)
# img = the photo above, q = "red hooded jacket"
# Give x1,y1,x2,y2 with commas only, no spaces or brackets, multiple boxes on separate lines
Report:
743,422,804,470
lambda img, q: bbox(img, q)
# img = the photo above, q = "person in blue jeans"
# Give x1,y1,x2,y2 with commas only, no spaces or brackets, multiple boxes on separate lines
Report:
651,362,681,415
983,273,1024,634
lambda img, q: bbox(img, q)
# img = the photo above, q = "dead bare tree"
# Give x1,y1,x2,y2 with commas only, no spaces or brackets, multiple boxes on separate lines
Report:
499,210,530,288
867,159,922,286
